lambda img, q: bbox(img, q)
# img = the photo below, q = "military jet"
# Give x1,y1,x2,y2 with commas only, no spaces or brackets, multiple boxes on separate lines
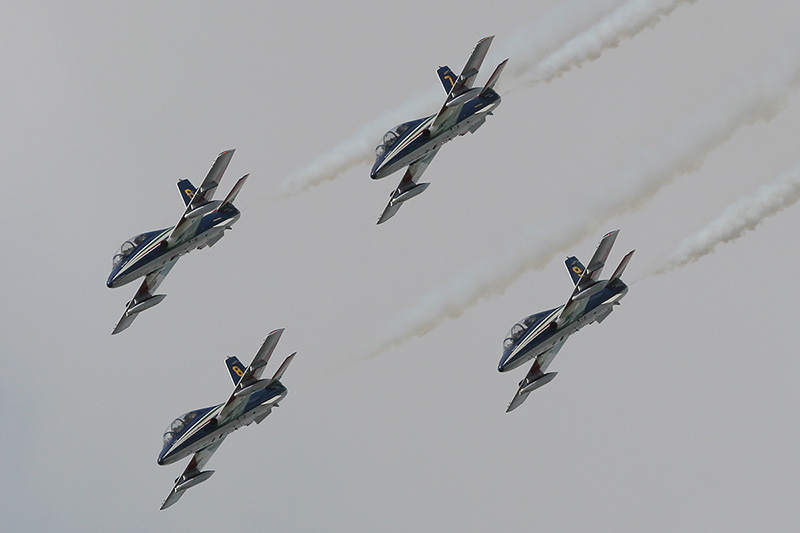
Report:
371,35,508,224
499,231,634,412
159,328,296,510
107,150,247,334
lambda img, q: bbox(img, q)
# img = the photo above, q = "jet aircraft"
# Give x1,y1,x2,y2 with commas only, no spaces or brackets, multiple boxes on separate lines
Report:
499,231,634,412
371,35,508,224
107,150,248,334
159,328,296,509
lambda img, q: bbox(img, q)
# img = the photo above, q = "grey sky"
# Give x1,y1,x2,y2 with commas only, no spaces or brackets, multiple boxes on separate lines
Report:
2,1,800,531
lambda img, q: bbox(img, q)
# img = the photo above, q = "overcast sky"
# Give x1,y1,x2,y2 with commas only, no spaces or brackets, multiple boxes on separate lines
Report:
3,1,800,531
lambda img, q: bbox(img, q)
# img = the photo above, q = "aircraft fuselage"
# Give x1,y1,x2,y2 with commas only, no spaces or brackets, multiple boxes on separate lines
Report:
499,281,629,373
370,90,501,180
158,382,286,466
107,205,240,289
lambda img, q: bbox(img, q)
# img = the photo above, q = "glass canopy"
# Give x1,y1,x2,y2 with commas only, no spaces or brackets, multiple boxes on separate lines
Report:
502,311,552,350
112,233,149,268
375,122,411,157
162,409,201,446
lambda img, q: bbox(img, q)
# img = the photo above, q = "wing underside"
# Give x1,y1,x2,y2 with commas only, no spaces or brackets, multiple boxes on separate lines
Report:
216,329,291,425
160,439,225,510
377,147,440,224
557,230,619,325
111,258,177,334
166,150,235,246
429,36,494,135
506,339,566,412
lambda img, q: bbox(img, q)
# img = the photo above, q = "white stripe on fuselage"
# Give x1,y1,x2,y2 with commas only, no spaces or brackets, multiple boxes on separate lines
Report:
118,228,173,278
508,307,562,361
380,116,436,167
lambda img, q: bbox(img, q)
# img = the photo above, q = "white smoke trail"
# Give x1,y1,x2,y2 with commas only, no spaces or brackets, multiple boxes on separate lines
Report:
511,0,695,89
362,59,800,360
653,164,800,275
281,0,684,196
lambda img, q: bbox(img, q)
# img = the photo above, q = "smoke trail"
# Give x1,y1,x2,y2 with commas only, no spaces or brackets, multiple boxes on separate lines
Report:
280,88,440,196
362,59,800,360
281,0,683,196
653,164,800,275
511,0,695,89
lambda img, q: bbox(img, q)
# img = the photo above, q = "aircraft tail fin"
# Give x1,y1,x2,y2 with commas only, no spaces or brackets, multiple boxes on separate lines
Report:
177,179,197,207
225,356,247,385
480,58,508,96
565,256,586,286
609,250,635,282
437,66,457,94
217,174,249,210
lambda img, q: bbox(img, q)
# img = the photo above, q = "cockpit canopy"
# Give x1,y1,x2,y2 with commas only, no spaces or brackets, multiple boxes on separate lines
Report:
503,311,552,351
162,409,201,446
112,233,149,268
375,122,411,158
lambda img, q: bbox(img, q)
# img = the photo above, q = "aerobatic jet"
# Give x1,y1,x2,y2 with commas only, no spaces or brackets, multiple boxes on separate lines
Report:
371,35,508,224
159,328,296,510
107,150,247,334
499,231,634,412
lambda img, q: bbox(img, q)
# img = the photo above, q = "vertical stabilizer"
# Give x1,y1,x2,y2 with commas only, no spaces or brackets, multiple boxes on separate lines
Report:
437,66,457,94
177,179,197,207
565,256,586,286
225,356,246,385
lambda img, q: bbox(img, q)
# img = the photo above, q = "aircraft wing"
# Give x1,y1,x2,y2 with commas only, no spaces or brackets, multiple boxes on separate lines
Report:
215,329,295,425
160,439,226,510
166,150,235,246
429,36,494,136
506,339,566,413
377,146,440,224
111,258,177,334
556,230,619,326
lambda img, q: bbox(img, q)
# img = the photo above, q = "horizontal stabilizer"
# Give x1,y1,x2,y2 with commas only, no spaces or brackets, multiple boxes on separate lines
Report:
480,58,508,96
218,174,249,210
189,150,235,210
270,352,296,384
452,36,493,96
585,230,619,281
609,250,635,282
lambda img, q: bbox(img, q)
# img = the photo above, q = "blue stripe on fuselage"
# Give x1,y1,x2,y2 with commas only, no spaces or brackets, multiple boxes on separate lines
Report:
157,381,287,465
107,204,240,288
